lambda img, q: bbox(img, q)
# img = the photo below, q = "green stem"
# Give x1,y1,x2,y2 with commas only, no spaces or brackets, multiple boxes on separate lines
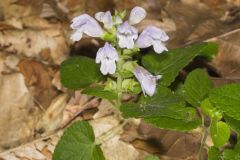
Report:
116,59,123,108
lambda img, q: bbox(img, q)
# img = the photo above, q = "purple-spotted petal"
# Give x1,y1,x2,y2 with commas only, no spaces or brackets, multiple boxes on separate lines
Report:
129,6,146,25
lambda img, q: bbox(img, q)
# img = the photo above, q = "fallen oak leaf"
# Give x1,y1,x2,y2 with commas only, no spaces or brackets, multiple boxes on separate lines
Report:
18,59,52,89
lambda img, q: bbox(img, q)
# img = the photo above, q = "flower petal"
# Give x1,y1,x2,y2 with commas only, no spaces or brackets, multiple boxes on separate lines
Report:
117,21,129,34
70,14,91,29
95,11,113,29
129,6,146,25
144,26,169,41
100,59,116,75
106,60,117,74
118,34,127,48
115,16,123,25
84,20,104,37
133,66,160,96
95,12,104,22
141,75,157,96
104,43,119,60
126,36,135,49
136,31,152,48
70,29,83,42
153,41,168,54
100,59,108,75
117,22,138,49
96,48,104,63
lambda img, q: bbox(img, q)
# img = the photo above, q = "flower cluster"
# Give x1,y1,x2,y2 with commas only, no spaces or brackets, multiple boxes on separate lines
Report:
70,7,169,96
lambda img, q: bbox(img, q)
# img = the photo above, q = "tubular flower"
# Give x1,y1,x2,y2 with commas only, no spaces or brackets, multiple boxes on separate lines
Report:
96,43,119,75
133,66,161,96
136,26,169,54
95,11,114,29
70,14,103,41
129,6,146,25
117,22,138,49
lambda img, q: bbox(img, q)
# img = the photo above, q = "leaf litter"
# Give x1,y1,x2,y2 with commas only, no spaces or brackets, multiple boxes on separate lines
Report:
0,0,239,160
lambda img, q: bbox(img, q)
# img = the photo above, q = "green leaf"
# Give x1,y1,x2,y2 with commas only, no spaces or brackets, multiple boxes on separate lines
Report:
144,155,160,160
222,149,240,160
201,99,214,117
144,116,201,131
201,99,222,119
61,56,102,89
209,84,240,120
234,140,240,152
52,121,105,160
142,42,218,87
183,69,213,107
199,42,218,59
208,147,221,160
224,115,240,135
120,86,201,131
82,86,117,100
210,121,230,148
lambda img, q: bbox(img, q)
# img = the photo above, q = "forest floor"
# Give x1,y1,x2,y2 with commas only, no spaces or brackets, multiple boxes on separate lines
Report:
0,0,240,159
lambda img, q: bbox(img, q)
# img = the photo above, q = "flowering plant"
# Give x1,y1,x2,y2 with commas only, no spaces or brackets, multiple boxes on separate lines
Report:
53,6,240,160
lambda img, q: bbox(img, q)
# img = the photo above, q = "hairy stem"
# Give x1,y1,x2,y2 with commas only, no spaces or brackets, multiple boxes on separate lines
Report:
95,119,128,145
198,115,208,160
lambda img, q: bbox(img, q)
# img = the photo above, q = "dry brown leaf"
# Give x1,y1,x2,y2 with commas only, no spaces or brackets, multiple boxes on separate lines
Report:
0,29,68,64
35,94,69,135
211,29,240,78
90,116,144,160
0,73,38,152
18,59,51,89
121,121,204,160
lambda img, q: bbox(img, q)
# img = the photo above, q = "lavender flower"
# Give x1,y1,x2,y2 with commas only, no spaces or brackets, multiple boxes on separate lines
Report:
70,14,103,41
129,6,146,25
115,16,123,25
133,66,161,96
117,22,138,49
96,43,119,75
136,26,169,54
95,11,114,29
